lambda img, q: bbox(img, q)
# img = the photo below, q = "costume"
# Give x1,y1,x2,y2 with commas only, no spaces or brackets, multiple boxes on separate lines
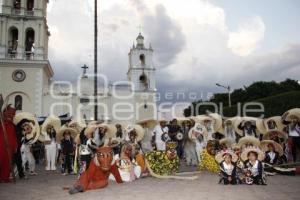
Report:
188,123,208,165
199,140,220,173
110,141,142,182
282,108,300,162
145,142,179,175
42,116,61,171
69,147,122,194
60,138,75,174
215,150,239,184
199,149,220,173
219,161,237,184
241,146,266,185
14,112,40,175
0,106,18,182
152,123,169,151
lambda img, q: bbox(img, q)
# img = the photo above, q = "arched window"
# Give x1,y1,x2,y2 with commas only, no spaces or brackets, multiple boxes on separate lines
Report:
13,0,21,9
26,0,34,11
15,95,22,110
139,54,145,65
8,27,19,57
25,28,35,59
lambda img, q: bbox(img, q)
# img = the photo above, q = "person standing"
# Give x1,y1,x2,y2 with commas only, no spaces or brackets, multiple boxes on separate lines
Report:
152,120,169,151
42,116,61,171
0,105,18,182
282,109,300,162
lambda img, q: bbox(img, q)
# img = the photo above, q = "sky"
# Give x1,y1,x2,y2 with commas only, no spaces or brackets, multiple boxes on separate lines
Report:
9,0,300,102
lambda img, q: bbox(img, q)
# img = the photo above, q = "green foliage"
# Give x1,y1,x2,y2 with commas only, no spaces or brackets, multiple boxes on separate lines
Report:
183,79,300,117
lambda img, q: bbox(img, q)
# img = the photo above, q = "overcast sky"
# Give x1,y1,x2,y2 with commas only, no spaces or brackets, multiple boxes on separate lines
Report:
43,0,300,101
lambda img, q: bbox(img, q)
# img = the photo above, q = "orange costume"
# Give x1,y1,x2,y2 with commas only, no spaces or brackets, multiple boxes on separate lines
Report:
69,146,122,194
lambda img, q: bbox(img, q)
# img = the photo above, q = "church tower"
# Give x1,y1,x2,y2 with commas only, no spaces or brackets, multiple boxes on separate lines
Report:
0,0,53,115
128,33,157,121
128,32,156,92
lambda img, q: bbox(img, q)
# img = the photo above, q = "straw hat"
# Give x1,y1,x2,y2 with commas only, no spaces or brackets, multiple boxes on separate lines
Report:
241,146,265,161
195,114,221,134
175,117,191,126
219,117,241,135
124,124,145,142
260,140,284,156
41,115,61,139
208,113,223,133
282,108,300,122
238,136,260,148
99,124,117,139
68,120,86,132
215,149,238,163
56,125,78,143
13,112,40,144
262,130,288,141
234,117,258,136
219,138,234,148
188,123,208,141
136,118,158,129
264,116,285,132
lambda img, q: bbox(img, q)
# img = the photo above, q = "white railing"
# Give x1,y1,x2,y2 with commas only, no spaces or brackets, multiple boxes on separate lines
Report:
0,51,45,61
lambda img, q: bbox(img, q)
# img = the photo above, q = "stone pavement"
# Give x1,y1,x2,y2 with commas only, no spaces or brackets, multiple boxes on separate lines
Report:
0,169,299,200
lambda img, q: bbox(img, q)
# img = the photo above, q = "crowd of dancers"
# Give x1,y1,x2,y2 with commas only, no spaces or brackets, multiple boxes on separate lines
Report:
1,105,300,194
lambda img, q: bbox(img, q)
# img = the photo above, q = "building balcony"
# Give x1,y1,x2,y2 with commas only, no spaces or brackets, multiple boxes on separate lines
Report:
0,50,46,61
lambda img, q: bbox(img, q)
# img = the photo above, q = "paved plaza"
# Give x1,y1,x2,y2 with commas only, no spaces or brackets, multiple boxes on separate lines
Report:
0,169,299,200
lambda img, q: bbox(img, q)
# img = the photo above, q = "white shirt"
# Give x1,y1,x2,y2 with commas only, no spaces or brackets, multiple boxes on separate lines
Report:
289,125,300,137
152,125,168,150
268,152,276,164
249,160,259,176
223,162,234,175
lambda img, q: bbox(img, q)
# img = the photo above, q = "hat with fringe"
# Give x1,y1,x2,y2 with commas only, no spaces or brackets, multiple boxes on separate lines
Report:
195,114,221,134
124,124,145,142
219,138,235,148
234,117,258,136
40,115,61,141
136,118,158,129
215,149,238,163
13,112,40,144
68,120,86,132
260,140,284,156
238,136,260,148
282,108,300,122
262,130,288,141
175,117,191,126
56,125,78,143
241,146,265,161
99,124,117,139
188,123,208,141
219,117,241,135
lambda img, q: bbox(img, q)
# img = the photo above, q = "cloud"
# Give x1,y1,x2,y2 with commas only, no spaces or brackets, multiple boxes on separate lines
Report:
142,4,186,67
227,16,266,56
44,0,298,103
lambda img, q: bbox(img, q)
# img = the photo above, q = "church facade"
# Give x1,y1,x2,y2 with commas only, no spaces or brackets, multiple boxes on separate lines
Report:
0,0,157,123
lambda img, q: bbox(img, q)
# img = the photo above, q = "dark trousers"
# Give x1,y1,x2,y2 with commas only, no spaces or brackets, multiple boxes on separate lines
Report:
63,154,72,173
176,142,184,159
13,147,25,178
291,137,300,162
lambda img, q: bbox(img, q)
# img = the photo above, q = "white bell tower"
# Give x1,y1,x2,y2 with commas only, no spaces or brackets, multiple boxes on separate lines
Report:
0,0,53,115
127,33,157,121
127,32,156,92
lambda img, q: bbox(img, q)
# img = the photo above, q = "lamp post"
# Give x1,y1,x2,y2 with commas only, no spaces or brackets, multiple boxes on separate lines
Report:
94,0,98,120
216,83,231,107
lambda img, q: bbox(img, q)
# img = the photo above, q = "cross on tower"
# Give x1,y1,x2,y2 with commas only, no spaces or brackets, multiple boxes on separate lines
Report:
137,25,143,34
81,64,89,75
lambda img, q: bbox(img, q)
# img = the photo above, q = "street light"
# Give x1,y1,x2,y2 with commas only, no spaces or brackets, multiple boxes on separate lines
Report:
216,83,231,107
94,0,98,121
